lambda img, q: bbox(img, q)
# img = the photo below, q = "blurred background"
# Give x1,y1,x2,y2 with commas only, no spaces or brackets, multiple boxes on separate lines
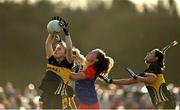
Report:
0,0,180,109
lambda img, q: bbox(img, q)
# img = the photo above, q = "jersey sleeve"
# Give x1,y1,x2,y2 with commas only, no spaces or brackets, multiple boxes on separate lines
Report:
147,63,162,75
83,66,96,79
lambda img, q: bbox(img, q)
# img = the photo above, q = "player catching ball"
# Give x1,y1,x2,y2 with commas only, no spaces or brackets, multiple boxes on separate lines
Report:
39,16,76,109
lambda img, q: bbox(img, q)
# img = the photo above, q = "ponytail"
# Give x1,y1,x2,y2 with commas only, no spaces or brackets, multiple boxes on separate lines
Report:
102,56,114,75
93,49,114,77
155,41,178,69
162,41,178,55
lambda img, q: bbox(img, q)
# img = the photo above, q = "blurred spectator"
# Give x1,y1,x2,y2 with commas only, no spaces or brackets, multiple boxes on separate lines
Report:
4,82,16,98
0,82,179,109
24,83,37,99
0,82,38,109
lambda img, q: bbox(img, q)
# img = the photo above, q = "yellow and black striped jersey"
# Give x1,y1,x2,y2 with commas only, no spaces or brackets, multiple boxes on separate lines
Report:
141,63,175,106
39,55,73,96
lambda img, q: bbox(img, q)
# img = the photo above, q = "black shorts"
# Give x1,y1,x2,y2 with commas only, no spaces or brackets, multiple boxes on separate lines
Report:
39,92,62,109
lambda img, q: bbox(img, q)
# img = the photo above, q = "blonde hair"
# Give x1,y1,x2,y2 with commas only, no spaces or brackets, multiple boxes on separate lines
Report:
72,48,86,65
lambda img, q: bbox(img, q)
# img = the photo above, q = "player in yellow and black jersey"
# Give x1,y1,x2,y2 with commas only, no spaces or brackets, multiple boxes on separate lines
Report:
39,16,76,109
110,41,178,109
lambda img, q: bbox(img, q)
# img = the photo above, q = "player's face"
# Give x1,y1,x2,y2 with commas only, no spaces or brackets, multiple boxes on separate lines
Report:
54,44,66,58
144,49,158,63
86,50,98,63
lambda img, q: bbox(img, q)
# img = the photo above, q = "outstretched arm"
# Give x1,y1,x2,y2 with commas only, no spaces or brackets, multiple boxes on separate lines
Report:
112,78,139,85
111,74,156,85
104,72,156,85
45,34,55,59
126,68,157,84
98,74,139,85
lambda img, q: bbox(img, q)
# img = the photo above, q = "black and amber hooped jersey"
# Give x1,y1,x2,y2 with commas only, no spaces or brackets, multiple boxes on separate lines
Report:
141,63,174,106
39,55,73,96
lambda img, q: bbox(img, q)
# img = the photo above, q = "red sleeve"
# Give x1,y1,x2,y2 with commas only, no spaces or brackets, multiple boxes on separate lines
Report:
83,66,96,79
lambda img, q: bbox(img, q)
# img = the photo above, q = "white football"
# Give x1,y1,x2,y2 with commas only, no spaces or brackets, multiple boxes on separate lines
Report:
47,20,61,34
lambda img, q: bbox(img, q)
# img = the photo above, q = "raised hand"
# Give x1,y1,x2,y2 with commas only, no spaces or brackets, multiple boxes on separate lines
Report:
60,19,70,36
51,16,70,35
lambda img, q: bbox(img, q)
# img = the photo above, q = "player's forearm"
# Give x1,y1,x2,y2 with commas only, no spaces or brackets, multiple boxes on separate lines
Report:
45,34,55,45
112,78,138,85
45,34,55,58
65,35,73,50
65,35,74,63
